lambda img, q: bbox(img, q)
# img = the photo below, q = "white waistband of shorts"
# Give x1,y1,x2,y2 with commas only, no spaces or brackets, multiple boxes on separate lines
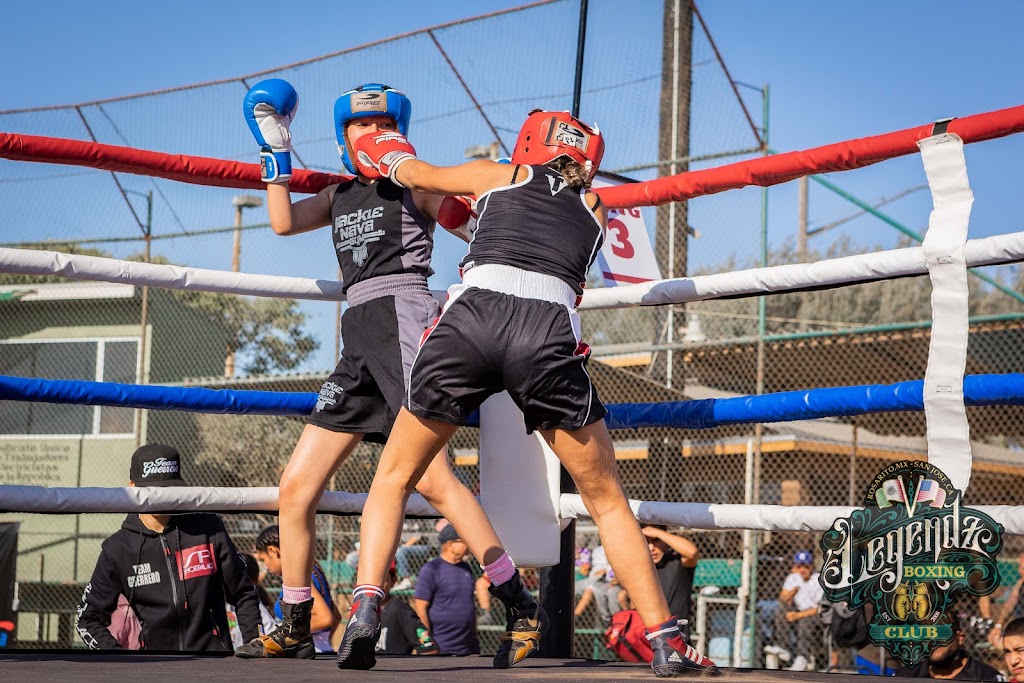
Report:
461,264,577,308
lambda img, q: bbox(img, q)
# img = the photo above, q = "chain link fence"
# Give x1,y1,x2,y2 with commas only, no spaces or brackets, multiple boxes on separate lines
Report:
1,0,1022,670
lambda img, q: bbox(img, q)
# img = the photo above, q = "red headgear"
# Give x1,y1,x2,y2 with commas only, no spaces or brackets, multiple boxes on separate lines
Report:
511,109,604,180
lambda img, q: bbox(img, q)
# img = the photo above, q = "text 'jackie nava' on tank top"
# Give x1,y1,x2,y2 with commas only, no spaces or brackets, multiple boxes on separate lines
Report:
459,165,604,296
330,178,435,294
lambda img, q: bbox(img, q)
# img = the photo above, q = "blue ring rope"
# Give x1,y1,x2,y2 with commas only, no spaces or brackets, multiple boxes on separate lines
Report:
1,373,1022,430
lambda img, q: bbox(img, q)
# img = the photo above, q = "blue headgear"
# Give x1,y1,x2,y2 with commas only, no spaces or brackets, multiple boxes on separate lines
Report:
334,83,412,175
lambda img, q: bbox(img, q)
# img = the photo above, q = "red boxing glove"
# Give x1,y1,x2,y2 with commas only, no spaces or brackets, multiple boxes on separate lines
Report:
353,131,417,186
437,195,476,229
437,195,477,242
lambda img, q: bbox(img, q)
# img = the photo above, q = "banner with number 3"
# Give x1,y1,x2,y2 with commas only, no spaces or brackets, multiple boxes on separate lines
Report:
592,176,662,286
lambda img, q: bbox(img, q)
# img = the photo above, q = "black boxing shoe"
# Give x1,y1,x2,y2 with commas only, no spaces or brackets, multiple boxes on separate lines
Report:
488,572,548,668
234,598,315,659
646,617,720,677
336,592,382,670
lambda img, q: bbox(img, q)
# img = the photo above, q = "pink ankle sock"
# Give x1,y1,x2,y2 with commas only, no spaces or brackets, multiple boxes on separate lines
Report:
282,585,312,604
484,552,517,586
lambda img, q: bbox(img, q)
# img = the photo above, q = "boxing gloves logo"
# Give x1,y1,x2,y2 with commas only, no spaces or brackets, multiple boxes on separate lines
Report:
892,582,933,622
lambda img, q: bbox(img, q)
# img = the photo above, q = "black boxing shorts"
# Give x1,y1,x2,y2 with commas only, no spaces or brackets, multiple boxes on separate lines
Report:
308,276,439,443
406,267,606,433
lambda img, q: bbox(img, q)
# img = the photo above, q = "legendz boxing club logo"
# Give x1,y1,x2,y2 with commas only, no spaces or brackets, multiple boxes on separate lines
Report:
176,544,218,581
335,206,385,267
819,460,1002,666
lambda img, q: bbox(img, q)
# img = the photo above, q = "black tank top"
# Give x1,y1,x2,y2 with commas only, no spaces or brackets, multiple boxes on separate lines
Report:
330,178,435,292
657,551,695,629
460,165,603,295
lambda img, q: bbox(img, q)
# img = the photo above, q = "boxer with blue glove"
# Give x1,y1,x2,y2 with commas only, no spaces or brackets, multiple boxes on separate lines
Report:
234,83,520,668
243,79,298,184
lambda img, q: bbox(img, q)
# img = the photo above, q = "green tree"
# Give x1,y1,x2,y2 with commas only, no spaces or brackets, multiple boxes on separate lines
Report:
191,413,304,487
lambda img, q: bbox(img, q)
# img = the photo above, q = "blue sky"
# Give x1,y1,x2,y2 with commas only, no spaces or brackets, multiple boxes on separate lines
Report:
3,0,1023,371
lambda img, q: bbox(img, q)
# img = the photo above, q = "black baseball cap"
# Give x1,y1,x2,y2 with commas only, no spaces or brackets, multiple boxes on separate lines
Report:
438,523,461,545
130,444,188,487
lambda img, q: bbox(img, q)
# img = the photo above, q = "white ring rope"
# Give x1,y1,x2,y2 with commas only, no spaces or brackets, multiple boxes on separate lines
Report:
1,485,1021,535
2,231,1022,310
0,485,438,517
579,231,1024,310
0,247,347,301
558,495,1024,535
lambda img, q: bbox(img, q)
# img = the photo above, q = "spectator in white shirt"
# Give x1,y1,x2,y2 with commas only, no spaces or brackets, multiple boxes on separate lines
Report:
768,550,823,671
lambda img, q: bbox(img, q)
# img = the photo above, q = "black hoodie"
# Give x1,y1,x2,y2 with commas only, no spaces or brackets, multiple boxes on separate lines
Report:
76,513,260,651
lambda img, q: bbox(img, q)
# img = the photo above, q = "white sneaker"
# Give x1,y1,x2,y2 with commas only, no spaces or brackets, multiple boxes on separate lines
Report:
787,655,809,671
393,577,414,591
764,645,792,662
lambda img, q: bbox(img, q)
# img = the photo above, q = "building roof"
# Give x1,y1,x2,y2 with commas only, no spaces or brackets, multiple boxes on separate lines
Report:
0,282,136,302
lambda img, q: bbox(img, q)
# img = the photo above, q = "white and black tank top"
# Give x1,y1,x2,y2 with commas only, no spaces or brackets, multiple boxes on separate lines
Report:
330,178,435,292
460,165,604,295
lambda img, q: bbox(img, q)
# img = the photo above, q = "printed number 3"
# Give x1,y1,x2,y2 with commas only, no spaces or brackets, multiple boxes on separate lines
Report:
607,218,634,258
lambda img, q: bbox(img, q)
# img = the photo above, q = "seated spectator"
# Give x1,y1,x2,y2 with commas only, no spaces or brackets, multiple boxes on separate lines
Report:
228,553,280,648
577,544,625,627
767,550,824,671
376,561,439,655
345,542,360,570
245,553,280,634
575,547,594,596
252,524,340,653
896,613,1004,680
394,520,433,591
642,525,699,640
413,522,478,656
1003,618,1024,682
575,568,626,627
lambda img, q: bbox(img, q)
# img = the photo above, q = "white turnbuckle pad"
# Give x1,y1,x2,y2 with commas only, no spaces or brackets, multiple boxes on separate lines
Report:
479,391,562,566
918,131,974,492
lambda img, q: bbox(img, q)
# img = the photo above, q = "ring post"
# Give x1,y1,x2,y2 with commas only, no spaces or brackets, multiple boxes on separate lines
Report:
539,0,590,659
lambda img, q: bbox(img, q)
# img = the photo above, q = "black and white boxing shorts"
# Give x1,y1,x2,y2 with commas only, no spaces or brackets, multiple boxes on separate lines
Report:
308,274,439,443
407,264,606,433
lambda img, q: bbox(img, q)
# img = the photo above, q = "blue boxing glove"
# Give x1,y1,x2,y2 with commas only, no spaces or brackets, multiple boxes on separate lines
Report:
243,79,298,183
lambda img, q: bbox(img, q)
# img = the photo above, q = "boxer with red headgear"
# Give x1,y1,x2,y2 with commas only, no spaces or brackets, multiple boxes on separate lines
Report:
511,109,605,182
343,110,719,678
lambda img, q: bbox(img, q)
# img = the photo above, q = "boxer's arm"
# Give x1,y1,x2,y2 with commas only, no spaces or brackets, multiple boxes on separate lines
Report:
354,131,514,196
585,190,609,235
268,183,336,236
396,158,512,198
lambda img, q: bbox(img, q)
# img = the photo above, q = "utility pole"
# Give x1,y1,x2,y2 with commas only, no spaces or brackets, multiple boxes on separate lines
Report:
652,0,693,390
225,195,264,377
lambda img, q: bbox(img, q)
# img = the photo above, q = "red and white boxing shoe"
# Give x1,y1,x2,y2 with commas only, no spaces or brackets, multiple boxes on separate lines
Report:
645,617,721,677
